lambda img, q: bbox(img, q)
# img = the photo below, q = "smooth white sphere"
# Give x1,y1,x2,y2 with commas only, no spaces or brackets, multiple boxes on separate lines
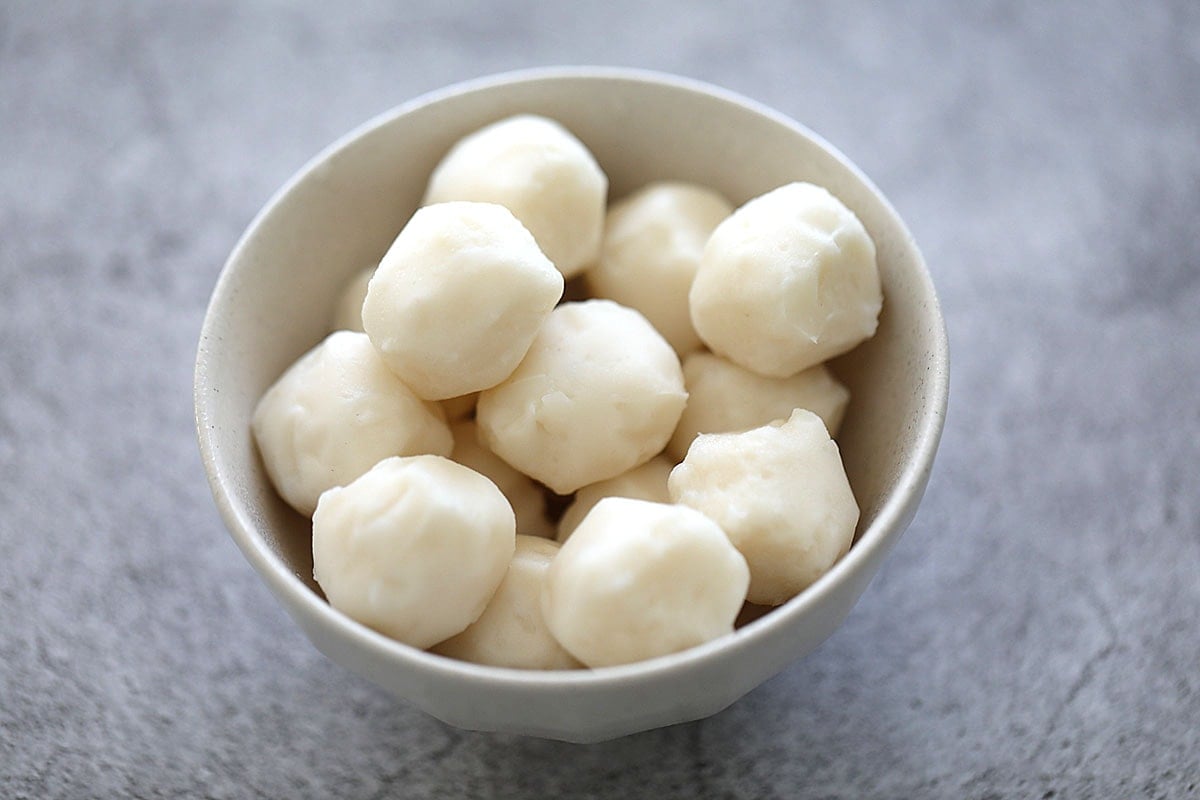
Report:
667,351,850,461
556,455,673,542
669,409,859,605
451,420,553,539
423,115,607,278
434,535,581,670
690,182,882,377
362,201,563,400
312,455,515,649
587,182,732,354
542,497,749,668
251,331,452,516
476,300,687,494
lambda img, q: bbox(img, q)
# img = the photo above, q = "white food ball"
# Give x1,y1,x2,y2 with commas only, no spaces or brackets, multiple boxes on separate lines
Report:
666,351,850,461
556,455,673,542
329,264,375,333
542,497,749,668
251,331,452,516
434,535,582,669
587,182,732,355
668,409,859,606
451,420,554,539
476,300,687,494
312,455,516,649
423,115,607,279
690,182,882,377
362,201,564,400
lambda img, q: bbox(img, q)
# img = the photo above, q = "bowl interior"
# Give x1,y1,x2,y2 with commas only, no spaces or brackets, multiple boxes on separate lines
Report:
197,69,946,629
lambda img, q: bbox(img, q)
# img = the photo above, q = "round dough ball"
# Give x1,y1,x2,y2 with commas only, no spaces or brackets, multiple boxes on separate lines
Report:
362,201,564,400
587,182,732,355
251,331,452,516
476,300,687,494
666,351,850,461
441,392,478,421
542,497,749,668
451,420,553,539
433,535,581,669
556,455,673,542
690,182,882,377
329,264,375,333
423,115,607,278
668,409,859,606
313,455,515,649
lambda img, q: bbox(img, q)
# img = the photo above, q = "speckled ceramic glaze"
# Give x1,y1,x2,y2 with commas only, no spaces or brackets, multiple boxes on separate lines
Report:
194,67,949,743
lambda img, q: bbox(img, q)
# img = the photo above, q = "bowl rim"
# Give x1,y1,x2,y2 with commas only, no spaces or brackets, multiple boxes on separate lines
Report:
195,65,949,689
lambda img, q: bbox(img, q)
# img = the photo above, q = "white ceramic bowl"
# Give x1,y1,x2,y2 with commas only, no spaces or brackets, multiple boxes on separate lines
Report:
194,67,949,743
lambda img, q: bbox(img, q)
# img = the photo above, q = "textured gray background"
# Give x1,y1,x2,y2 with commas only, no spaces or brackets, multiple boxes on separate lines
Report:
2,2,1198,798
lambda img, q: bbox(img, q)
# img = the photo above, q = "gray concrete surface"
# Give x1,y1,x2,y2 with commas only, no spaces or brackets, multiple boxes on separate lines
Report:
2,2,1198,798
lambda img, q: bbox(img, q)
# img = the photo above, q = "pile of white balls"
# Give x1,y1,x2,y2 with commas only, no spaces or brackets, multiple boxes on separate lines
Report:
253,114,882,669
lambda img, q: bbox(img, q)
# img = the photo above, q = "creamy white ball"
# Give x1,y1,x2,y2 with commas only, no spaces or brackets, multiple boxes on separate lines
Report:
433,535,581,670
690,182,882,377
251,331,452,516
476,300,687,494
542,497,749,668
587,182,732,355
666,351,850,461
423,115,607,279
556,455,673,542
312,455,515,649
329,264,375,333
669,409,859,606
362,201,563,400
451,420,553,539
